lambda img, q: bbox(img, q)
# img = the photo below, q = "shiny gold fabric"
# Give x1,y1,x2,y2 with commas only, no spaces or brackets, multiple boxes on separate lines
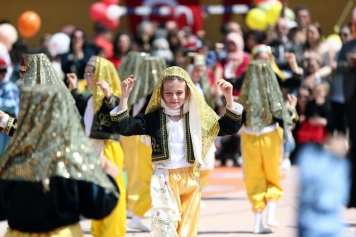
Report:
169,167,201,236
129,56,166,108
250,45,287,81
23,54,67,87
117,52,149,80
0,85,118,197
238,60,292,140
145,66,220,161
92,56,122,114
5,222,83,237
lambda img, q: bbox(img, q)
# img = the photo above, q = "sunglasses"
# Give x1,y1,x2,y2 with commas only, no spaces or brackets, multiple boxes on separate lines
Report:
0,69,7,74
340,33,350,37
298,94,309,99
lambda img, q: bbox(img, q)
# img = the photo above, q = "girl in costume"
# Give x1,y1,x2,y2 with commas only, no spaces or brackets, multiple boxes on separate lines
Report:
238,60,298,234
119,54,167,232
67,56,126,237
110,66,243,236
0,53,74,137
0,84,119,237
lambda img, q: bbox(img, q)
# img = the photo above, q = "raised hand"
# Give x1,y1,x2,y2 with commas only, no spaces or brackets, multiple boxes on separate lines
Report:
287,94,297,109
217,79,234,108
67,73,78,91
96,81,111,99
121,74,136,99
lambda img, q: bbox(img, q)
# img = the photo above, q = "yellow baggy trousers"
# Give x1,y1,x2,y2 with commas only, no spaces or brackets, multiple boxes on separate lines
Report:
241,128,284,212
91,140,126,237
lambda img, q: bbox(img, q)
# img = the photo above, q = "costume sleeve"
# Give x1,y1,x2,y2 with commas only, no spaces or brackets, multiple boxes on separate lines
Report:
103,95,120,111
71,88,88,117
110,107,153,136
78,175,119,220
218,103,243,136
277,72,301,89
2,116,17,137
0,181,6,221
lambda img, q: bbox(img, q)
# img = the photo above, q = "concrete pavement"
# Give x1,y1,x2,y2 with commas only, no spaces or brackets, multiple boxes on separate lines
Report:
1,166,356,236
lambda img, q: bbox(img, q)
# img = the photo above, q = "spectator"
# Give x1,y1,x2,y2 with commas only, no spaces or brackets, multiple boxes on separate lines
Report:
93,22,114,59
329,24,354,135
61,29,96,80
244,30,265,54
110,32,132,69
295,6,312,43
151,38,174,66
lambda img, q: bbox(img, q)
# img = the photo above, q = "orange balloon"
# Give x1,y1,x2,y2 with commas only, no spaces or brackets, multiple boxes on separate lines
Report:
18,11,41,38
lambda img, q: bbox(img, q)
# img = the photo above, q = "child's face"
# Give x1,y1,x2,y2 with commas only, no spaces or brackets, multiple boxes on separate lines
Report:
84,66,95,91
191,65,205,83
162,79,188,110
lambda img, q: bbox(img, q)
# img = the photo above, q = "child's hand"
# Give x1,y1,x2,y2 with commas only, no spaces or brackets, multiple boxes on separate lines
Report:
217,79,233,98
96,81,111,99
121,75,136,99
67,73,78,91
287,94,297,109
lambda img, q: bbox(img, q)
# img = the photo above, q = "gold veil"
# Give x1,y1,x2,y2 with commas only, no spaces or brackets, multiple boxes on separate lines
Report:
145,66,220,165
91,56,122,114
0,84,118,196
23,53,67,87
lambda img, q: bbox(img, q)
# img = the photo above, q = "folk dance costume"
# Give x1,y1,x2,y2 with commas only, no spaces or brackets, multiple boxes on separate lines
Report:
70,56,126,237
183,53,216,192
110,66,243,236
119,53,167,231
0,84,119,237
238,60,297,233
0,53,73,137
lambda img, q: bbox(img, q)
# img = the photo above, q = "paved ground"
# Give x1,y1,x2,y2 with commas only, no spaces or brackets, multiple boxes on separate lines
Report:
1,166,356,236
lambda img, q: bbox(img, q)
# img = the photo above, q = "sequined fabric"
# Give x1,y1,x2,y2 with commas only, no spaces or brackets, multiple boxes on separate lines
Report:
23,54,67,87
118,52,149,80
0,85,118,197
145,66,220,163
92,56,122,114
129,56,166,108
237,60,292,140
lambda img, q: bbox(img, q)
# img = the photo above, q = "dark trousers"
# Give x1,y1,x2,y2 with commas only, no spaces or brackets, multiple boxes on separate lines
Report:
329,101,347,135
346,97,356,208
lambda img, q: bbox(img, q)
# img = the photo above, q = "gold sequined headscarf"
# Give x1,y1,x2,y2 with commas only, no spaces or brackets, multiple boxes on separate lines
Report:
23,53,67,87
118,51,150,80
0,84,118,197
130,56,166,107
145,66,220,171
89,56,122,114
238,60,292,140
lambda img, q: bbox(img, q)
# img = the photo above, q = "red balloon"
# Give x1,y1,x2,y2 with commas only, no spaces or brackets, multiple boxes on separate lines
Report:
101,0,119,5
102,18,119,30
89,2,107,21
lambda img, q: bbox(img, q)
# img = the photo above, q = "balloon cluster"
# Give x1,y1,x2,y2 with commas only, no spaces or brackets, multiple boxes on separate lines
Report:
246,0,295,31
89,0,122,30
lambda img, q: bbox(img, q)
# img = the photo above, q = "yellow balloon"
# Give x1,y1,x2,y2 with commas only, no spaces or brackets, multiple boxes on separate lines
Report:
266,1,282,25
326,34,341,43
246,8,268,31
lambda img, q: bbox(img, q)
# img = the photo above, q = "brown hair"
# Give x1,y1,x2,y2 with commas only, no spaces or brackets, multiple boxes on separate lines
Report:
306,22,323,49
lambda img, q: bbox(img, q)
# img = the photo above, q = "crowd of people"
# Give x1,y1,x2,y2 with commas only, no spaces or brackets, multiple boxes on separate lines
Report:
0,3,355,237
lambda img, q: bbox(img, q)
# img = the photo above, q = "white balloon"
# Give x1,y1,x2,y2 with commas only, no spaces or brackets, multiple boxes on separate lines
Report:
106,5,123,20
48,33,70,57
0,23,18,51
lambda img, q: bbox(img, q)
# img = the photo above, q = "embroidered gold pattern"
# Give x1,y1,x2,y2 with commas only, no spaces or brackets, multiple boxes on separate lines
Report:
95,113,111,130
110,110,129,122
3,117,16,135
225,108,242,121
152,110,169,162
